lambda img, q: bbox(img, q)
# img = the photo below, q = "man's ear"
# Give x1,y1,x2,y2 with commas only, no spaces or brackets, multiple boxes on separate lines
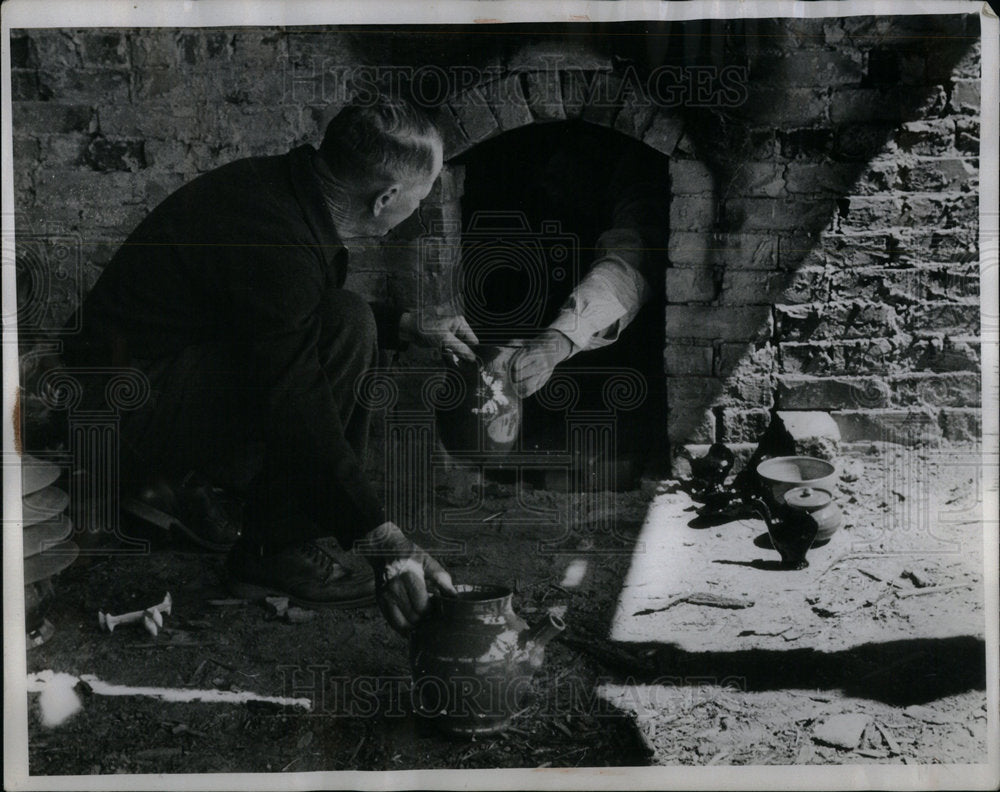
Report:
372,184,400,218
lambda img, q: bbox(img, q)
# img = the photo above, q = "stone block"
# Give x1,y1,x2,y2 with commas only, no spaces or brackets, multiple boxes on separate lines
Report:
38,67,130,103
669,196,717,231
776,302,903,342
614,95,656,141
950,79,980,113
642,111,684,157
664,343,714,376
30,30,82,69
894,119,959,157
582,73,624,127
897,157,977,192
35,170,141,208
12,102,94,134
523,70,566,122
832,124,895,163
716,342,775,380
778,375,891,410
735,87,827,128
670,159,714,195
831,408,942,445
666,305,773,342
939,408,982,443
84,137,146,172
731,162,786,198
560,70,592,119
37,134,87,167
80,32,130,67
783,162,869,195
724,197,835,234
752,51,863,86
719,408,774,443
129,29,177,68
902,301,980,337
667,406,716,445
778,128,835,160
11,70,44,101
665,267,715,303
435,106,471,160
721,269,823,305
775,410,841,448
482,75,533,131
450,88,499,145
889,372,980,408
12,136,40,165
830,86,946,124
955,118,979,155
721,374,775,408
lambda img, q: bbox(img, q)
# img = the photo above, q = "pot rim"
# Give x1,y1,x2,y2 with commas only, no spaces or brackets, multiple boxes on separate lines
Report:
435,583,512,603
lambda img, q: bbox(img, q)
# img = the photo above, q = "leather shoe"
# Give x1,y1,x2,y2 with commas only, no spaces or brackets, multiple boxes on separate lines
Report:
122,471,243,552
225,539,375,609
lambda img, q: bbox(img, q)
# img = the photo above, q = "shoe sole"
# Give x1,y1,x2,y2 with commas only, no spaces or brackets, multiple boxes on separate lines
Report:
225,576,377,610
122,496,236,554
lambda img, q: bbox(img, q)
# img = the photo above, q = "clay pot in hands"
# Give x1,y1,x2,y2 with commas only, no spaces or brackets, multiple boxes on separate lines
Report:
434,346,521,462
409,584,565,736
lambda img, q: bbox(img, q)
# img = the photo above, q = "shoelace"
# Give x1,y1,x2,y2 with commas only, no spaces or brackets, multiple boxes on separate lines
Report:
302,542,345,583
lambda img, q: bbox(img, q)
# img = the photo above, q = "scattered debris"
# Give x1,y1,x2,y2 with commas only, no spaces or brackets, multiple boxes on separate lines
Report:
264,597,289,619
98,593,172,634
634,592,754,616
895,582,974,599
737,626,791,638
812,714,870,749
903,705,959,725
839,458,865,483
874,721,901,755
901,568,933,588
285,607,316,624
143,608,163,637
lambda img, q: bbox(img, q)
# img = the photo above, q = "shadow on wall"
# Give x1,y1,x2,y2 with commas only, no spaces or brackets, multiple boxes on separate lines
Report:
663,13,981,451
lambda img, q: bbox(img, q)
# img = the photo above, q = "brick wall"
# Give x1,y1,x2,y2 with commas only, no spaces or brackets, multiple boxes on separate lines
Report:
664,15,981,450
11,16,982,463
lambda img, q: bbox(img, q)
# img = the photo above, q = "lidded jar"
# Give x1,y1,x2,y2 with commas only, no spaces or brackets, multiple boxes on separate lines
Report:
783,486,842,544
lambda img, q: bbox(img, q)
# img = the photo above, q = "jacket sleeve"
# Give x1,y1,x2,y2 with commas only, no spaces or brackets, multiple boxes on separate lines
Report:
548,150,668,354
228,248,386,546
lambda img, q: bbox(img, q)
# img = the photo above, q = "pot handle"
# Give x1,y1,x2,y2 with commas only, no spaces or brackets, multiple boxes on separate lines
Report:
523,613,566,650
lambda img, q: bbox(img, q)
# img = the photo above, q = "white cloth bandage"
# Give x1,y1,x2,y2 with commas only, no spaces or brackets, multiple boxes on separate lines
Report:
383,556,424,583
548,227,653,353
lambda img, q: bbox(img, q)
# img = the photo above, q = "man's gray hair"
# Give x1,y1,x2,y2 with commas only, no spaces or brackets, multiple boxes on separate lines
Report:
319,95,441,191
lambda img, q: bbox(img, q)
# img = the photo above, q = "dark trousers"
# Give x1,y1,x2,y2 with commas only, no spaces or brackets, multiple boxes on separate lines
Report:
116,289,378,549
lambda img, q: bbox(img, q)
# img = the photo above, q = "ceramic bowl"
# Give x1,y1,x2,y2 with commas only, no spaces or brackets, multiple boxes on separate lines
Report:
756,456,837,502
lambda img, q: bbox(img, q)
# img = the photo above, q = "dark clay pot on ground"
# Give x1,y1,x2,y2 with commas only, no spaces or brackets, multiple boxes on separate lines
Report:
409,584,564,736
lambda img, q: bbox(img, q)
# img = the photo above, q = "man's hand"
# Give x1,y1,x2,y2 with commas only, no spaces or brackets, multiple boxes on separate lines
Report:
399,305,479,362
355,522,456,634
503,330,574,397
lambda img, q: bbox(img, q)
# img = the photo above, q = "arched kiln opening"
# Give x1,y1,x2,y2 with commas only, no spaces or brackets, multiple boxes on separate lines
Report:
452,120,671,483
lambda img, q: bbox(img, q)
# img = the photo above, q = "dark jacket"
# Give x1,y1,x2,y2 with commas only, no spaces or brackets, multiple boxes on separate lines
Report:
65,144,397,543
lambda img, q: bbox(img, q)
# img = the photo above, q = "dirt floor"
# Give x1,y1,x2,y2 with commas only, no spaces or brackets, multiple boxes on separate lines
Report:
21,442,990,774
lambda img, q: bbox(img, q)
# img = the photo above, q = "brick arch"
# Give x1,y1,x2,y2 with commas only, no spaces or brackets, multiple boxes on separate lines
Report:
437,70,686,161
